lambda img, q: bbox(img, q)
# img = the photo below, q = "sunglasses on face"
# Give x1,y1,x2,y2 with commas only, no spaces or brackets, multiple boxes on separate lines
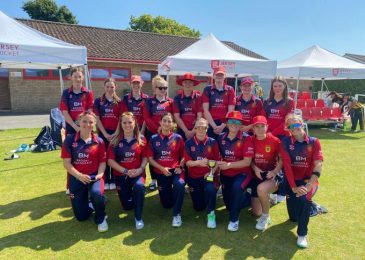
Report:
157,87,168,91
227,119,242,125
288,123,302,129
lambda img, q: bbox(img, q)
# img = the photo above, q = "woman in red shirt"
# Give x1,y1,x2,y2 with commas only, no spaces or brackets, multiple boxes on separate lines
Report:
61,112,108,232
94,78,121,190
146,113,185,227
107,112,148,230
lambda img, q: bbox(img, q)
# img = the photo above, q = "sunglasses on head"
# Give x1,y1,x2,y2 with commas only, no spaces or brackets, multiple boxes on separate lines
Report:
194,126,207,130
227,119,242,125
288,123,302,129
157,87,168,91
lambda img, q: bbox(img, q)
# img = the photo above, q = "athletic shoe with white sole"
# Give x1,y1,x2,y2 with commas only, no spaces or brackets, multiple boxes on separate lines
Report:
104,183,110,191
98,216,108,232
255,215,271,231
207,212,216,229
109,183,116,190
227,221,239,232
135,219,144,230
172,215,182,227
277,195,286,203
297,235,308,248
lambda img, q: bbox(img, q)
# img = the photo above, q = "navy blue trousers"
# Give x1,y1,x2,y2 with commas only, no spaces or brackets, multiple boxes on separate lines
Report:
207,119,227,140
220,174,249,222
99,129,114,184
115,175,145,221
156,173,185,216
285,179,313,236
188,177,217,213
69,175,106,224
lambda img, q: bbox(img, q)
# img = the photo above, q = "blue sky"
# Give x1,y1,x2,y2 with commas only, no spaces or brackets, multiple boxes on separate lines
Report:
2,0,365,60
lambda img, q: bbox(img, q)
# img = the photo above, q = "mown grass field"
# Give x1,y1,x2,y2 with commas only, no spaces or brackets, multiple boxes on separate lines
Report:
0,128,364,259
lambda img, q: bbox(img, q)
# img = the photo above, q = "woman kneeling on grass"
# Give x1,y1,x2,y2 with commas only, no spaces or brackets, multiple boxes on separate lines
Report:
107,112,148,230
184,118,220,228
281,114,324,248
146,113,186,227
61,111,108,232
249,115,284,231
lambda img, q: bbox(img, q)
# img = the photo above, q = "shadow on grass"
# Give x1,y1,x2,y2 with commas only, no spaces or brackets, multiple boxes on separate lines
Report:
0,191,69,220
0,191,300,258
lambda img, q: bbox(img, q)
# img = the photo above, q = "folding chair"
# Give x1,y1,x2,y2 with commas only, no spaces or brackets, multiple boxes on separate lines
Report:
301,91,312,99
296,99,306,108
310,107,322,120
315,99,325,108
306,99,315,108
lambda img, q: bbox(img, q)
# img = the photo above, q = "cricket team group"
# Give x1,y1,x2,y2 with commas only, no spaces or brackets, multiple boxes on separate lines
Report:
60,65,324,248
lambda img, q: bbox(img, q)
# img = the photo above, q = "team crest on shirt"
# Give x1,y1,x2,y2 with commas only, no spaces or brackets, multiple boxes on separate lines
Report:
119,143,123,148
128,99,132,103
289,145,294,150
236,141,241,148
156,142,160,146
152,100,156,104
171,140,177,148
69,94,73,98
72,142,78,148
211,91,215,95
206,146,212,154
191,146,195,152
265,145,271,153
221,140,226,145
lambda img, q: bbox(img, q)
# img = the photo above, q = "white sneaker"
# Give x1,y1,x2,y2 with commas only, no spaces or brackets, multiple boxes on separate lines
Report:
172,215,182,227
135,219,144,230
297,236,308,248
109,183,116,190
207,212,216,229
104,183,110,190
227,221,239,232
65,189,70,195
277,195,286,203
98,216,108,232
255,215,271,231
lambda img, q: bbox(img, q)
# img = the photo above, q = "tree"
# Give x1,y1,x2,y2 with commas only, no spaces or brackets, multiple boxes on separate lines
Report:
22,0,78,24
128,14,200,38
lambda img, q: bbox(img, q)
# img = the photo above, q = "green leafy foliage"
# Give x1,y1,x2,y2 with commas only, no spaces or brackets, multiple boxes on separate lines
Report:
22,0,78,24
128,14,200,37
313,79,365,95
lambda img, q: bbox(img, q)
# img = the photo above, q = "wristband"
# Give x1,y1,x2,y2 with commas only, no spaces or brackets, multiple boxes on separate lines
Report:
312,171,321,178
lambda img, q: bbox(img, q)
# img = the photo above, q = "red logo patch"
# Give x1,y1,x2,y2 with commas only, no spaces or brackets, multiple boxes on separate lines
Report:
332,68,339,76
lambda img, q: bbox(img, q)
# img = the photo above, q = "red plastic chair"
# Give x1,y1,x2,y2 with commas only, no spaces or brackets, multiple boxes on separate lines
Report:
315,99,325,108
322,107,332,120
306,99,315,108
296,99,306,108
301,107,311,120
289,92,296,99
310,107,322,120
331,107,342,120
301,91,312,99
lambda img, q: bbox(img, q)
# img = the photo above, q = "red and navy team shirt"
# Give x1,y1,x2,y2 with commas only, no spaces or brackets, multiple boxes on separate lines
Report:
184,136,221,179
61,132,106,175
143,96,173,133
202,85,236,121
217,132,254,179
59,86,94,121
235,94,264,125
250,133,282,176
121,93,149,129
93,96,122,131
281,135,323,188
146,132,185,175
107,136,147,177
173,91,202,130
263,98,294,137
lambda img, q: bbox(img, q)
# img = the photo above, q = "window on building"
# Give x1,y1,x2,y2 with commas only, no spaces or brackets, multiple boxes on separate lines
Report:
90,68,109,79
141,70,158,81
24,69,50,78
51,68,71,79
89,67,130,81
0,68,9,78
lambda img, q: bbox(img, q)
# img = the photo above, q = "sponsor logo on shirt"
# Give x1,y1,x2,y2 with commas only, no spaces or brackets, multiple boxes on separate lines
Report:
125,152,135,157
78,153,89,159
